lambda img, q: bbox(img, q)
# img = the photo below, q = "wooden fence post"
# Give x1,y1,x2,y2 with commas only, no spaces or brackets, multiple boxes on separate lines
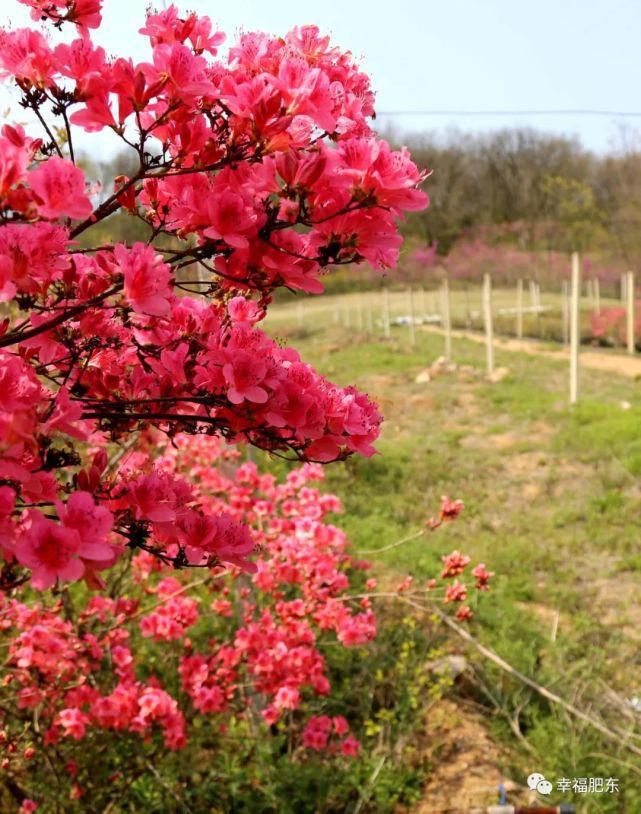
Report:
562,280,569,346
441,277,452,362
483,273,494,377
408,288,416,346
516,278,523,339
626,270,635,355
465,285,472,329
570,252,581,405
357,296,364,331
366,295,374,332
382,288,391,338
594,277,601,314
535,281,543,337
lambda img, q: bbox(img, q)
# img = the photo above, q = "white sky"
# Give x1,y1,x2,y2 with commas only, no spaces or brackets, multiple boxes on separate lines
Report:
2,0,641,154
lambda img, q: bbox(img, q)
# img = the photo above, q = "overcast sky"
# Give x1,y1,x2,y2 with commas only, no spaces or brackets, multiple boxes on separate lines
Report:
2,0,641,154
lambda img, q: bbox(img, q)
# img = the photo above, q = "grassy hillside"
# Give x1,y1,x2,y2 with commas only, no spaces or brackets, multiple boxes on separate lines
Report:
260,299,641,811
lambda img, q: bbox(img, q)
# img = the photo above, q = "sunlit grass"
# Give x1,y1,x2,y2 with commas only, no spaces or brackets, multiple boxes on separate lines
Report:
257,299,641,810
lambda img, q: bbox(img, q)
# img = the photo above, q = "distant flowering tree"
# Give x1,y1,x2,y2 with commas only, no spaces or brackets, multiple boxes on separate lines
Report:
0,0,429,591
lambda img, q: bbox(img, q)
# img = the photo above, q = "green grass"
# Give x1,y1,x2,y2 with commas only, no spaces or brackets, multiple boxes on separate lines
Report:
259,302,641,811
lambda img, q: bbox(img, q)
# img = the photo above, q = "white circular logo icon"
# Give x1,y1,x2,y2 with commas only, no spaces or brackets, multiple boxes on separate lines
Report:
537,779,553,795
527,772,545,790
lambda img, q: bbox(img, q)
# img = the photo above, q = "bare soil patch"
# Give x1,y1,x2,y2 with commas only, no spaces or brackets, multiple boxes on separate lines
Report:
407,699,529,813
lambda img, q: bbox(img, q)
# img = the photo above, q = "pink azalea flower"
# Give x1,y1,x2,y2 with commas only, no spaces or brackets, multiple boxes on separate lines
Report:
0,222,70,299
18,0,103,30
472,563,494,591
54,491,114,561
14,511,84,590
0,129,29,200
223,350,269,404
455,605,474,622
332,716,349,736
227,297,263,326
444,581,468,604
0,28,55,87
57,708,89,740
116,243,174,317
204,191,258,249
340,735,360,757
440,550,471,579
29,157,93,220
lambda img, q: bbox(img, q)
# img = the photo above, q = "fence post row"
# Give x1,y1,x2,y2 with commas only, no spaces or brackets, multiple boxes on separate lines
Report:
569,252,581,405
330,264,620,391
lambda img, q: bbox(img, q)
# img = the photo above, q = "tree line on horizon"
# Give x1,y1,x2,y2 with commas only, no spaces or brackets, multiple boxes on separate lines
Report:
395,127,641,266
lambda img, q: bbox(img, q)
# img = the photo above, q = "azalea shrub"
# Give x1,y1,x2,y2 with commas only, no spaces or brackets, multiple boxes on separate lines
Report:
0,0,497,811
0,0,431,592
0,434,492,812
589,304,641,349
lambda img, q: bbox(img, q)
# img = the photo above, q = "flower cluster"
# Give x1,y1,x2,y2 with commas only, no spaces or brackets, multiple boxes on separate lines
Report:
429,545,494,621
0,0,427,590
0,438,373,801
302,715,360,756
0,434,493,809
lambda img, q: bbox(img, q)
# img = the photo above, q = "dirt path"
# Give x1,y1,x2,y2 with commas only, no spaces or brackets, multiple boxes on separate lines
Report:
407,700,531,813
421,325,641,378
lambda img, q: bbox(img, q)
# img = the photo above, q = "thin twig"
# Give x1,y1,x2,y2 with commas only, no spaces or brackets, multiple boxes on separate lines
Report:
357,529,423,555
